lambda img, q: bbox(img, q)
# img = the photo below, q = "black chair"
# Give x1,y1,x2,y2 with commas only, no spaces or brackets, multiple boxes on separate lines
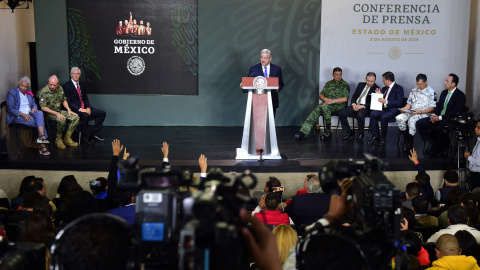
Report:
0,101,38,158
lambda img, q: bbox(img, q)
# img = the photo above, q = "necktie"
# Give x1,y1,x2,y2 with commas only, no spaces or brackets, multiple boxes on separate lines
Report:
264,66,268,78
76,83,84,109
357,86,369,105
441,91,452,115
383,86,390,99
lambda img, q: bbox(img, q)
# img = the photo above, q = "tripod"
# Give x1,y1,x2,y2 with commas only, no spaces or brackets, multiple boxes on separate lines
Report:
448,134,470,190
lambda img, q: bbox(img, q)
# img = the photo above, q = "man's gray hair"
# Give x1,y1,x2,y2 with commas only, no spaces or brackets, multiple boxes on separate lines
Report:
260,49,271,58
18,76,31,86
307,176,322,193
70,67,81,74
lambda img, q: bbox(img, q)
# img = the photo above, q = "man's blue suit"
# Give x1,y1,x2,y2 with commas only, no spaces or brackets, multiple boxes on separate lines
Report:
416,88,466,152
248,63,284,116
370,82,404,139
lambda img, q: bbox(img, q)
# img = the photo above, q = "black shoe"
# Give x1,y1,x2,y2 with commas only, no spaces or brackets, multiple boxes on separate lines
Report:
91,135,105,142
295,131,305,141
80,137,91,145
379,139,386,146
356,133,364,142
367,136,379,145
342,130,354,140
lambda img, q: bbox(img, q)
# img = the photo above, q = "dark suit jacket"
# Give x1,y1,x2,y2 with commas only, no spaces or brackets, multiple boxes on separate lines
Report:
433,88,466,119
350,82,379,108
285,193,330,229
248,63,284,108
381,82,404,108
62,80,93,114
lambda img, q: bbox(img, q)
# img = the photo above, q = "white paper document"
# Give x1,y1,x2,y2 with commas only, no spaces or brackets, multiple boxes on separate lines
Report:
370,93,383,111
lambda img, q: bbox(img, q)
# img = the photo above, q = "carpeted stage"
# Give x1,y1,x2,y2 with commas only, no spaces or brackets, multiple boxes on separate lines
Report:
0,126,453,173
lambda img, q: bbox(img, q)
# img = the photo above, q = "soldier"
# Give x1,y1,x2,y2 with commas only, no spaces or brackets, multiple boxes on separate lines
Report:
395,74,436,152
38,75,80,149
295,67,350,140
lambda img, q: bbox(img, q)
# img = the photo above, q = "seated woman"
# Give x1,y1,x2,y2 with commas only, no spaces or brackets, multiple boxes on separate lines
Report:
6,76,50,155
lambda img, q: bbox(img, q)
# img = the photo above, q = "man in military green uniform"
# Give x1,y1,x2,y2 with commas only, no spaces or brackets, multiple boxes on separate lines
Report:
38,75,80,149
295,67,350,140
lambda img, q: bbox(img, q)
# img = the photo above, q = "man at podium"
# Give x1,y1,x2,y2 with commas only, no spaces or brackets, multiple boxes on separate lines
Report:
247,49,284,117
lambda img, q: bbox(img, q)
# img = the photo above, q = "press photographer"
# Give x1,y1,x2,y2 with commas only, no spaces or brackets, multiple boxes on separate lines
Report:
464,120,480,189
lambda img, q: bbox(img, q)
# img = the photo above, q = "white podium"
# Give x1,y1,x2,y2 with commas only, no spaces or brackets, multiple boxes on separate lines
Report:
236,77,281,160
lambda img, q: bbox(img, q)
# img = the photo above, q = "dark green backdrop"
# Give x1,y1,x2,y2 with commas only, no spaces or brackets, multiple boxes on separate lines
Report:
34,0,321,126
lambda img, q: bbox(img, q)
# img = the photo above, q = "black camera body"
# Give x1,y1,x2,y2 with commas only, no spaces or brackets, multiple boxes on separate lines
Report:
444,111,477,144
318,155,402,270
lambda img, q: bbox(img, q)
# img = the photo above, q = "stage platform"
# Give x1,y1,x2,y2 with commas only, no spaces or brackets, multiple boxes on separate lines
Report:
0,126,455,173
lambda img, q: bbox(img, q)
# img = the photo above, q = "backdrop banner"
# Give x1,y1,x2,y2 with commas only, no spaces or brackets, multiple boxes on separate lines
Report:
66,0,198,95
319,0,471,97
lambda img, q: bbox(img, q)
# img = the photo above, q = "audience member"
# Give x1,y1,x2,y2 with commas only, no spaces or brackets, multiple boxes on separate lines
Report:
37,75,79,149
253,193,292,226
438,188,468,228
105,191,135,225
295,174,316,195
465,120,480,190
455,230,480,265
10,175,36,210
53,175,78,211
461,193,480,226
403,182,421,209
408,149,437,207
90,177,108,199
412,195,438,227
7,191,43,241
338,72,379,141
428,205,480,243
295,67,349,140
272,224,298,265
401,230,430,266
62,190,97,227
367,71,404,146
285,175,330,230
31,177,57,211
251,177,283,216
6,76,50,155
428,234,479,270
436,171,469,204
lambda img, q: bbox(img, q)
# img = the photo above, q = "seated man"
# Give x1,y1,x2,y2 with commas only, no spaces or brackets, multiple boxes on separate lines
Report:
367,71,404,146
6,76,50,155
285,176,330,229
436,171,469,204
396,74,436,152
412,195,438,227
403,182,421,210
430,234,479,269
296,174,316,195
295,67,349,140
416,73,466,157
63,67,106,144
37,75,79,149
427,205,480,243
253,193,292,226
338,72,378,142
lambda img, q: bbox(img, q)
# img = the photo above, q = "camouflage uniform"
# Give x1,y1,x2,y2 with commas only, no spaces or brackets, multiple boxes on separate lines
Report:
37,84,79,137
395,85,436,136
300,79,350,136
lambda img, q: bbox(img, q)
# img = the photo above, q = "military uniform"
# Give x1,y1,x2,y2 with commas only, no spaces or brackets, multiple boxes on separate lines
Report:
37,84,79,148
300,79,350,136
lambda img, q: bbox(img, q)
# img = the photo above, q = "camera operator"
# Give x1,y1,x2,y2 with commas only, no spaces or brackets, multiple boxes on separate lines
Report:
464,120,480,190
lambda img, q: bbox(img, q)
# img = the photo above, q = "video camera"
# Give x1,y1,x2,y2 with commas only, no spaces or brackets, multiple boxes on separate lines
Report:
443,111,477,144
317,154,402,270
117,157,258,270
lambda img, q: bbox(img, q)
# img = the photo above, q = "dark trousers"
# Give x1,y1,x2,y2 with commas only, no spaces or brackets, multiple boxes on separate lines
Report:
338,106,368,134
470,172,480,191
369,107,399,139
416,118,452,151
78,108,106,137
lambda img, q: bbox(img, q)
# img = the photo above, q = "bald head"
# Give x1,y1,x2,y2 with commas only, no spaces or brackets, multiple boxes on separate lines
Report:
48,75,59,91
435,234,461,258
